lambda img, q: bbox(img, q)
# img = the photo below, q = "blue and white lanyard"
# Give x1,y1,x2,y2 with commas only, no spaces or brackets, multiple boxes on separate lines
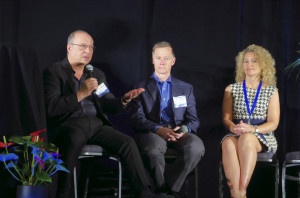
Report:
243,80,262,125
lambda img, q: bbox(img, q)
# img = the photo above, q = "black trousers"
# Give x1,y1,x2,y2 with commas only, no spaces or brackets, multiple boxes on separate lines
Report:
49,116,150,198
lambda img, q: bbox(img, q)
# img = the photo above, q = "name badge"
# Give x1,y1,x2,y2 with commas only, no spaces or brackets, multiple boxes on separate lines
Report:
95,83,109,98
173,95,187,108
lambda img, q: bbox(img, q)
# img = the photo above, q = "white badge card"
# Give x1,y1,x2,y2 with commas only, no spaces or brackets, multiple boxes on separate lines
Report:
95,83,109,98
173,95,187,108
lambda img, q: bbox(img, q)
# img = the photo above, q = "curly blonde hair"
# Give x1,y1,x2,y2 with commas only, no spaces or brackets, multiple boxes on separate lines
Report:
235,44,277,87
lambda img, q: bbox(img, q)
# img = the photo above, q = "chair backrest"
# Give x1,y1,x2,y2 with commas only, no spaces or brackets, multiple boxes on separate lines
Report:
285,151,300,163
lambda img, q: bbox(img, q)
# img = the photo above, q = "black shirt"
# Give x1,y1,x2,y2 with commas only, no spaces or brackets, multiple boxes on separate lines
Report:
70,72,98,118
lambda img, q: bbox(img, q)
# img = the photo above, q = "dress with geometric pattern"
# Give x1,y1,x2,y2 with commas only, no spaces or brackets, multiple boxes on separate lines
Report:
220,82,278,153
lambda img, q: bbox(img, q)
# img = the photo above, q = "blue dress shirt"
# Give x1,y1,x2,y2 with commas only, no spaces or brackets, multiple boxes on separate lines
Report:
153,73,191,133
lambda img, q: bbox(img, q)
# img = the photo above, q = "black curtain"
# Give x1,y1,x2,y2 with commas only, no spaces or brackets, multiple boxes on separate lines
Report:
0,43,47,197
0,43,46,136
0,0,300,197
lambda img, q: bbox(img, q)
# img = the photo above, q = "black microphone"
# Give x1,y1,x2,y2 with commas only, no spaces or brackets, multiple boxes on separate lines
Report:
85,64,93,78
174,125,188,133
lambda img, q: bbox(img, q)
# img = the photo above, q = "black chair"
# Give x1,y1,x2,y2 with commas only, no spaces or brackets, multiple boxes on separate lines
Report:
165,148,199,198
73,145,122,198
281,151,300,198
219,152,279,198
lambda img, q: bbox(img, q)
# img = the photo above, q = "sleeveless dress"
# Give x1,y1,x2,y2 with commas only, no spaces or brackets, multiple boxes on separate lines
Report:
220,82,278,153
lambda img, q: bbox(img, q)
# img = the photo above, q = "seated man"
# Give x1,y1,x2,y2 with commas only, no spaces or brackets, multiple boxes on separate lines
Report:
43,30,173,198
130,41,205,198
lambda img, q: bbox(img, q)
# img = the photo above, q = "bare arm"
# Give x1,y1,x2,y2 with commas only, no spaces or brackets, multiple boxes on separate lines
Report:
254,90,280,134
222,85,237,133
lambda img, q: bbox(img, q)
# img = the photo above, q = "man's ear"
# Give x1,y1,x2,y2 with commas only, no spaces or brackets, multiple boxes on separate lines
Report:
67,44,71,53
172,57,176,66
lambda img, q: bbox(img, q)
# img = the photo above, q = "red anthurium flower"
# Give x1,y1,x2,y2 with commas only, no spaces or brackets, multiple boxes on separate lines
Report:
30,129,46,137
31,137,44,143
0,142,14,148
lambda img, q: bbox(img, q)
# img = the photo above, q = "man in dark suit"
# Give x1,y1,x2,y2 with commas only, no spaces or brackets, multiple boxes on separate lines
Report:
43,30,173,198
130,41,205,198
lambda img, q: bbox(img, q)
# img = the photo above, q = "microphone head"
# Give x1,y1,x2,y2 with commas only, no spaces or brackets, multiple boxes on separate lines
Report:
85,64,93,72
180,125,188,133
85,64,93,78
175,125,188,133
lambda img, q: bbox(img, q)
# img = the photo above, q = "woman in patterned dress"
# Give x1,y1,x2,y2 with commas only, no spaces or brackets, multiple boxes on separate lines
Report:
221,44,280,198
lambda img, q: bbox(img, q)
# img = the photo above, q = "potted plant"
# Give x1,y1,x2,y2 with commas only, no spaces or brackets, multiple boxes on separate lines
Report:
0,129,69,198
285,49,300,78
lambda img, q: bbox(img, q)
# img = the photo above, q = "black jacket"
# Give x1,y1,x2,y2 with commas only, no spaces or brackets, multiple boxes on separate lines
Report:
43,58,124,129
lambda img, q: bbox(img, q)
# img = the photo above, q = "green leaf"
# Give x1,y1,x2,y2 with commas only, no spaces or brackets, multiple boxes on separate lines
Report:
22,181,30,185
22,136,32,141
22,164,31,177
8,136,29,145
30,141,46,148
45,144,58,153
36,171,52,183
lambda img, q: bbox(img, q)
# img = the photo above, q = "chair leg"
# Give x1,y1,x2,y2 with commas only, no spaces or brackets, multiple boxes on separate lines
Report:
282,161,286,198
82,162,93,198
83,176,90,198
219,161,223,198
275,160,279,198
195,165,199,198
74,166,78,198
117,159,122,198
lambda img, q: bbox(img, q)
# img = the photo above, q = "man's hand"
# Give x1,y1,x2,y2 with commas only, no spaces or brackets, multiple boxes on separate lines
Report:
172,126,186,140
77,78,98,102
156,127,177,142
121,88,145,105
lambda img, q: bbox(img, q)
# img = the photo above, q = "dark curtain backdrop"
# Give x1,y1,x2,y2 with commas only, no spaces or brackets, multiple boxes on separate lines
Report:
0,0,300,198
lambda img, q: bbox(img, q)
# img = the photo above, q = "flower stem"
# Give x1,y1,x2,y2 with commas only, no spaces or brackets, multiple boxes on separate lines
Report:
3,161,20,181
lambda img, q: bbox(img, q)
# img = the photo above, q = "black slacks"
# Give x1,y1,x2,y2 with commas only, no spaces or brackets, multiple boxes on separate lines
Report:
49,116,150,198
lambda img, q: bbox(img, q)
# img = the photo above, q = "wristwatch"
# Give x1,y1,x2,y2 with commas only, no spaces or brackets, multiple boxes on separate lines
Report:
254,125,259,133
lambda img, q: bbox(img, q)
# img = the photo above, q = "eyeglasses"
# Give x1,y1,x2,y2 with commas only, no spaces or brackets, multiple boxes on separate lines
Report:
70,43,96,50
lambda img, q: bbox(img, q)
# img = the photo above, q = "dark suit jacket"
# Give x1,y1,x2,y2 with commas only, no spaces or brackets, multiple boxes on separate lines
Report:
43,58,124,129
130,75,200,133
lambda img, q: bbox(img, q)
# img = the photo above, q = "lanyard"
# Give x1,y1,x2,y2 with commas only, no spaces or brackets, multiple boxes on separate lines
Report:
243,80,262,125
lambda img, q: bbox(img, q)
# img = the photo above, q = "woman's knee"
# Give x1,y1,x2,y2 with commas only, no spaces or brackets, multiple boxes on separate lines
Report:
221,137,237,152
238,133,257,145
238,133,261,150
